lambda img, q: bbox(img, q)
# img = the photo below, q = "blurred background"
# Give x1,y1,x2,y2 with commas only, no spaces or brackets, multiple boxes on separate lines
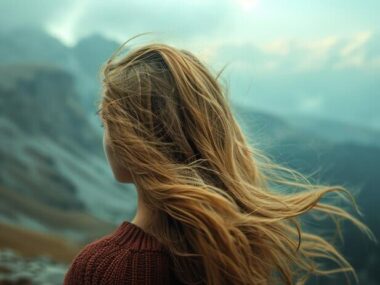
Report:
0,0,379,284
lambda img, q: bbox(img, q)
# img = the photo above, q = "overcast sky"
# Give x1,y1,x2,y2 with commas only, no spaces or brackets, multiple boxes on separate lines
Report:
1,0,379,128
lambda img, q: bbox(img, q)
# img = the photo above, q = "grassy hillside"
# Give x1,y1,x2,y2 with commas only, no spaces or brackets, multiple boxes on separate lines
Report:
0,223,81,264
0,187,116,244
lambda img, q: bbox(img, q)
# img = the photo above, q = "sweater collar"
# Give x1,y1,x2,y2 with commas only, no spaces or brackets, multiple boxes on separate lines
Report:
112,220,165,251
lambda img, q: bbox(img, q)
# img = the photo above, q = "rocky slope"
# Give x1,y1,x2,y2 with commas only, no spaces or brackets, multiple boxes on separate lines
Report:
0,64,136,242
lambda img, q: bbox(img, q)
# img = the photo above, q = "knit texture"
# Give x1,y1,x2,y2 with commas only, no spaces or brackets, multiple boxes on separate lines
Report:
63,220,181,285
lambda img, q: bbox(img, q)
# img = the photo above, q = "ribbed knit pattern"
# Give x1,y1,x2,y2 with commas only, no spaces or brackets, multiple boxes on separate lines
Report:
63,221,181,285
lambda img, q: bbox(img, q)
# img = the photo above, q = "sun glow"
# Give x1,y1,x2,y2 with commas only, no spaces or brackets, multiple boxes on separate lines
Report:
236,0,259,12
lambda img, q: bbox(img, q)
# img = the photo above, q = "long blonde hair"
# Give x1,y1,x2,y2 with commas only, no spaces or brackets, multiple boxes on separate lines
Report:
98,34,375,285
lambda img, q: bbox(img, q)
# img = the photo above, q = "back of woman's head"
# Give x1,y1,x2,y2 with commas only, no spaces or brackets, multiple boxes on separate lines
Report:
98,35,375,285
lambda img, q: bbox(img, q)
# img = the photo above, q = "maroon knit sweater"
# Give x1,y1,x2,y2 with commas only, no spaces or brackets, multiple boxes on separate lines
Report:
63,220,182,285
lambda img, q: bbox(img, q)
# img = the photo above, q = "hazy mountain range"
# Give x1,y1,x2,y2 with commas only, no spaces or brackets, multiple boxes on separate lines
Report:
0,28,379,284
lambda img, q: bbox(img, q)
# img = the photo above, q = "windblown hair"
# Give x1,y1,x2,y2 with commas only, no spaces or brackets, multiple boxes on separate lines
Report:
98,34,375,285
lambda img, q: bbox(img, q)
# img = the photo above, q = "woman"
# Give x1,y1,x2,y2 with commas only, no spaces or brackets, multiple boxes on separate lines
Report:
64,34,374,285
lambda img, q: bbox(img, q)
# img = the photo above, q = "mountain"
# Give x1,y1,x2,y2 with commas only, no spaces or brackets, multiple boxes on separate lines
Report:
0,27,71,67
285,113,380,148
0,27,120,124
0,28,379,284
0,64,136,242
234,103,380,285
71,33,123,118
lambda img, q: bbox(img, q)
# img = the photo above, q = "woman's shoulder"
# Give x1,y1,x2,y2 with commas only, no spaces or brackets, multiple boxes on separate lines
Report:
63,221,174,285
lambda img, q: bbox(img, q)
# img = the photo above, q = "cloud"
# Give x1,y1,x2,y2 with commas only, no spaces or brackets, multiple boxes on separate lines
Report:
340,31,372,57
298,96,324,113
0,0,236,46
260,39,290,56
332,31,374,69
213,32,379,75
0,0,378,128
205,31,380,127
0,0,76,31
46,0,234,46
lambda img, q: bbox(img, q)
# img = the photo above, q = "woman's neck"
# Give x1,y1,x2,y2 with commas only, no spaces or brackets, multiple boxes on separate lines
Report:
130,187,154,233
